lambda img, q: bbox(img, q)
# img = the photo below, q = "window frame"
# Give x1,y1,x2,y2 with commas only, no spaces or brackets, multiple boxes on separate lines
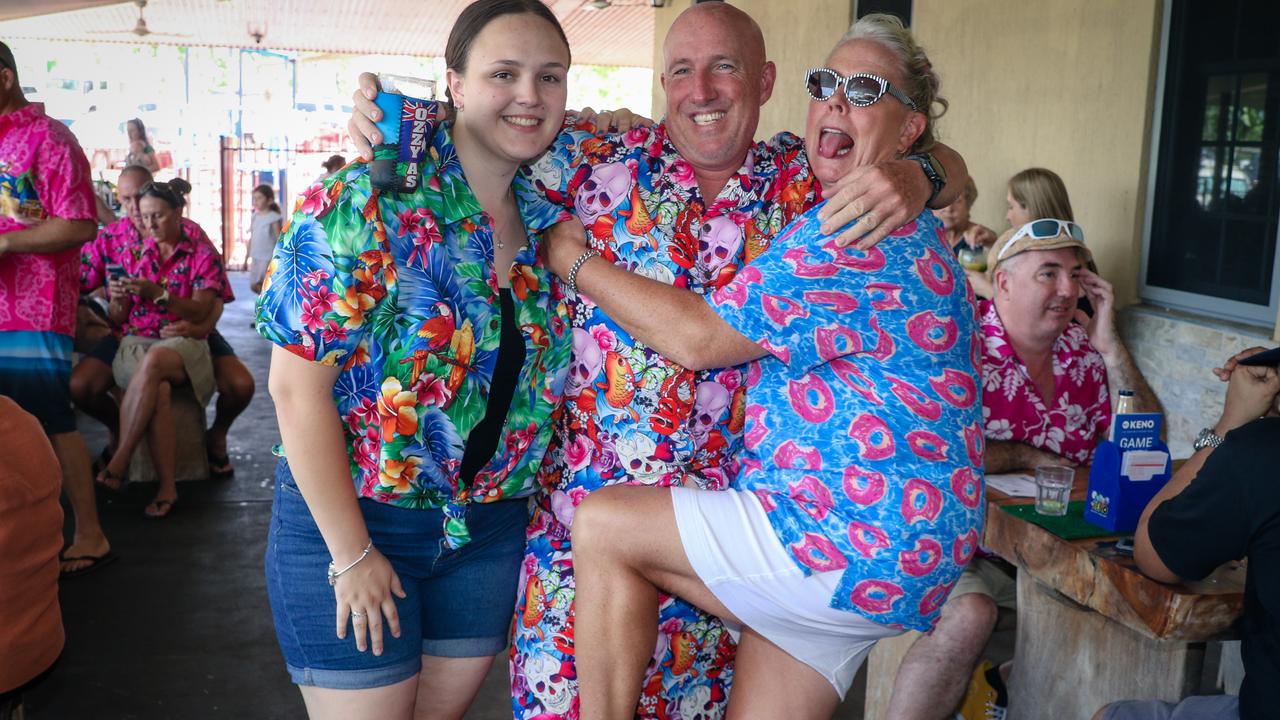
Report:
1139,0,1280,327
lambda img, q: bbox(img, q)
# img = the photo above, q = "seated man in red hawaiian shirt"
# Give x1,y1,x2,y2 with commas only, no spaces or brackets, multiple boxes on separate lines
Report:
887,220,1163,720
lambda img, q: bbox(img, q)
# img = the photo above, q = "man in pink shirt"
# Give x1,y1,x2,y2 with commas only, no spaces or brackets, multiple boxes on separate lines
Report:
887,220,1162,719
0,42,113,576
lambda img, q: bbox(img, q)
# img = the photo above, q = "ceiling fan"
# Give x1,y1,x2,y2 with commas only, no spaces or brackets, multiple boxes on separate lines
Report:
88,0,191,39
584,0,666,9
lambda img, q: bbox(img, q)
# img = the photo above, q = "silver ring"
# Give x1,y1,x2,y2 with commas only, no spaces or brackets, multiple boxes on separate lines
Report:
351,610,366,619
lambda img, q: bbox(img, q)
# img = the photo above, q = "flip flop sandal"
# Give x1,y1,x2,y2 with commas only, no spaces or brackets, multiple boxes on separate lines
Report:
144,498,177,519
95,466,126,493
60,550,119,578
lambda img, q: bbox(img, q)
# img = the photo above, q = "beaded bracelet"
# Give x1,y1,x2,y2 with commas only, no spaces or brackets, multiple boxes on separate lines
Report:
327,539,374,586
566,249,600,294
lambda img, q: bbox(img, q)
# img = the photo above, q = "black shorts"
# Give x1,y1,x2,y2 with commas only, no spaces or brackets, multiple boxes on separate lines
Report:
207,330,235,359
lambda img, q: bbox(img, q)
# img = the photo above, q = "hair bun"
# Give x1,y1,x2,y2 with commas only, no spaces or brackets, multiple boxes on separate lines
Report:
167,177,192,196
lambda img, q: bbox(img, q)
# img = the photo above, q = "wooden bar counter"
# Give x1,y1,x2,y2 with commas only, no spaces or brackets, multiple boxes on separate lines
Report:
865,468,1245,720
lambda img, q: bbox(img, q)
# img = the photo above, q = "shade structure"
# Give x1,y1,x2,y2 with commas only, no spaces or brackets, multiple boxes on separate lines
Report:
0,0,657,68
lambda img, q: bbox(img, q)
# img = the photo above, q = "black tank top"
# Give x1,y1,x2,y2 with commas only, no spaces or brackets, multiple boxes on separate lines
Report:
459,288,526,484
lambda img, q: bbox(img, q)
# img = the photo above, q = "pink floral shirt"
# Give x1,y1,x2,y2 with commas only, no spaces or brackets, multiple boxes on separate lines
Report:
80,217,231,339
0,103,97,335
978,299,1111,465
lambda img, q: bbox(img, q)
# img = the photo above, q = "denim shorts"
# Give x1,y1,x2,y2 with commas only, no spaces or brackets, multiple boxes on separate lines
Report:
265,458,528,689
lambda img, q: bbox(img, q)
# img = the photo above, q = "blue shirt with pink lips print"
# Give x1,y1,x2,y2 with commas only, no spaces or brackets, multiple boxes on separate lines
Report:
706,205,985,631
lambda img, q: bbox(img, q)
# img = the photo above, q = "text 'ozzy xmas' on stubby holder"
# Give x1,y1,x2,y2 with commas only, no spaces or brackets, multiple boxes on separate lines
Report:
1084,412,1172,534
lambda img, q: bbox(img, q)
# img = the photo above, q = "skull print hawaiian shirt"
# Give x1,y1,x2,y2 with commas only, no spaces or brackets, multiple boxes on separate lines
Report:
510,118,817,720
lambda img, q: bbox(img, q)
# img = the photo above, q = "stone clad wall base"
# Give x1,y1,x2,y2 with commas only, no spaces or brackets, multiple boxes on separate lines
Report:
1119,305,1273,458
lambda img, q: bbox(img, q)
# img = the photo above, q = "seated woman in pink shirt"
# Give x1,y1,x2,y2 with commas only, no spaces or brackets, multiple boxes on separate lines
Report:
90,179,229,518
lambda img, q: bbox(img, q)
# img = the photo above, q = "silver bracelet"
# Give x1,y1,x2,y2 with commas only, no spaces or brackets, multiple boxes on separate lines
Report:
327,539,373,586
566,249,600,294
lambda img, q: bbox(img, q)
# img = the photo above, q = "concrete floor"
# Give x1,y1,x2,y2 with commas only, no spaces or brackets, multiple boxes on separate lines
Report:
27,271,874,719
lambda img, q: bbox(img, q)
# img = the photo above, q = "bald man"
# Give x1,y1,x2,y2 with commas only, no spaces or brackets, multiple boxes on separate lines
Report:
346,4,972,717
514,7,965,715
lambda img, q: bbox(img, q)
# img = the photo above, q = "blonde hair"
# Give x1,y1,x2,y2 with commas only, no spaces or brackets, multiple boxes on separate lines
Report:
961,176,978,208
840,13,947,152
1008,167,1074,221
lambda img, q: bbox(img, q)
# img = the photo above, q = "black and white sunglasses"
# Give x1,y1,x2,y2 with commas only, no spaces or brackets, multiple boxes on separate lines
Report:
804,68,918,111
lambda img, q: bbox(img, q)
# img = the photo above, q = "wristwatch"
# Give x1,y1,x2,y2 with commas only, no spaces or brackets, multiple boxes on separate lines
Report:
155,288,171,308
1192,427,1225,451
906,152,947,206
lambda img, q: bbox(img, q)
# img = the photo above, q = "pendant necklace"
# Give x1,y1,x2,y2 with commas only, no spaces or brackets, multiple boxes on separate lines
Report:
494,186,518,251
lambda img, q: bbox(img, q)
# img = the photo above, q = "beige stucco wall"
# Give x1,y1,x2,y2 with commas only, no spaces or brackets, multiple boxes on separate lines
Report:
650,0,853,141
912,0,1164,306
649,1,1164,307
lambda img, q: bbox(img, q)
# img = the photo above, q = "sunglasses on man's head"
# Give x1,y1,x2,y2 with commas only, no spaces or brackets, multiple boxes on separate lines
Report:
997,219,1086,261
803,68,918,111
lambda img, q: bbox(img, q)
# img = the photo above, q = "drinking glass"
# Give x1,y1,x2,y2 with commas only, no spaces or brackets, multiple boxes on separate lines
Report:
1034,465,1074,516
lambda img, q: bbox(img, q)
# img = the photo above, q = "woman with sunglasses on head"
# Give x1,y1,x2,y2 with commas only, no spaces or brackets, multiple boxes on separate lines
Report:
254,2,582,718
79,166,248,490
88,177,228,518
541,14,982,719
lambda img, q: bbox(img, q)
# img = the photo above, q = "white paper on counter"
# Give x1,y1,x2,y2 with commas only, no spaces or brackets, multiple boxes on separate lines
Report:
985,473,1038,498
1122,450,1170,482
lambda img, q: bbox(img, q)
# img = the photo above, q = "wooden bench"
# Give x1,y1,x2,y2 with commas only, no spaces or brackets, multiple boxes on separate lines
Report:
865,470,1244,719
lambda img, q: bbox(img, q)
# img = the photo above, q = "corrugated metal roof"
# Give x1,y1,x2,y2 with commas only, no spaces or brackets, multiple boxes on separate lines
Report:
0,1,131,22
0,0,656,67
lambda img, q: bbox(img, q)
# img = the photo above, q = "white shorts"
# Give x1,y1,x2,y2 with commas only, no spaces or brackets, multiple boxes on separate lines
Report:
670,486,900,698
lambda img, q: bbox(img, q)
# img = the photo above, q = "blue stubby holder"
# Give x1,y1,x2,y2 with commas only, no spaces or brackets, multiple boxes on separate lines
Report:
1084,413,1172,533
370,94,440,193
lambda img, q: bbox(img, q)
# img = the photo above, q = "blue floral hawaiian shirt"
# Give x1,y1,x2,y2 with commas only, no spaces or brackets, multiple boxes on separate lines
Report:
255,123,572,549
707,206,985,631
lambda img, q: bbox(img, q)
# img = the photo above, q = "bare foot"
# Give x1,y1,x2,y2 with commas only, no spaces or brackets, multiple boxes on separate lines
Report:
95,465,126,492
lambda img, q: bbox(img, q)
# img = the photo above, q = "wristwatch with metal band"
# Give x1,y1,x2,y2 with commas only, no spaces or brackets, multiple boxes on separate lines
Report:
1192,426,1225,451
906,152,947,206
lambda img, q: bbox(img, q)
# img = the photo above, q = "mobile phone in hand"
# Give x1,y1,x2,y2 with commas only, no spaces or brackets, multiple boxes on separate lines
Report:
107,264,126,282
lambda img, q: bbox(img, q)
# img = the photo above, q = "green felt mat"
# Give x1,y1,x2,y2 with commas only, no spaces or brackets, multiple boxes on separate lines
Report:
999,500,1117,540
